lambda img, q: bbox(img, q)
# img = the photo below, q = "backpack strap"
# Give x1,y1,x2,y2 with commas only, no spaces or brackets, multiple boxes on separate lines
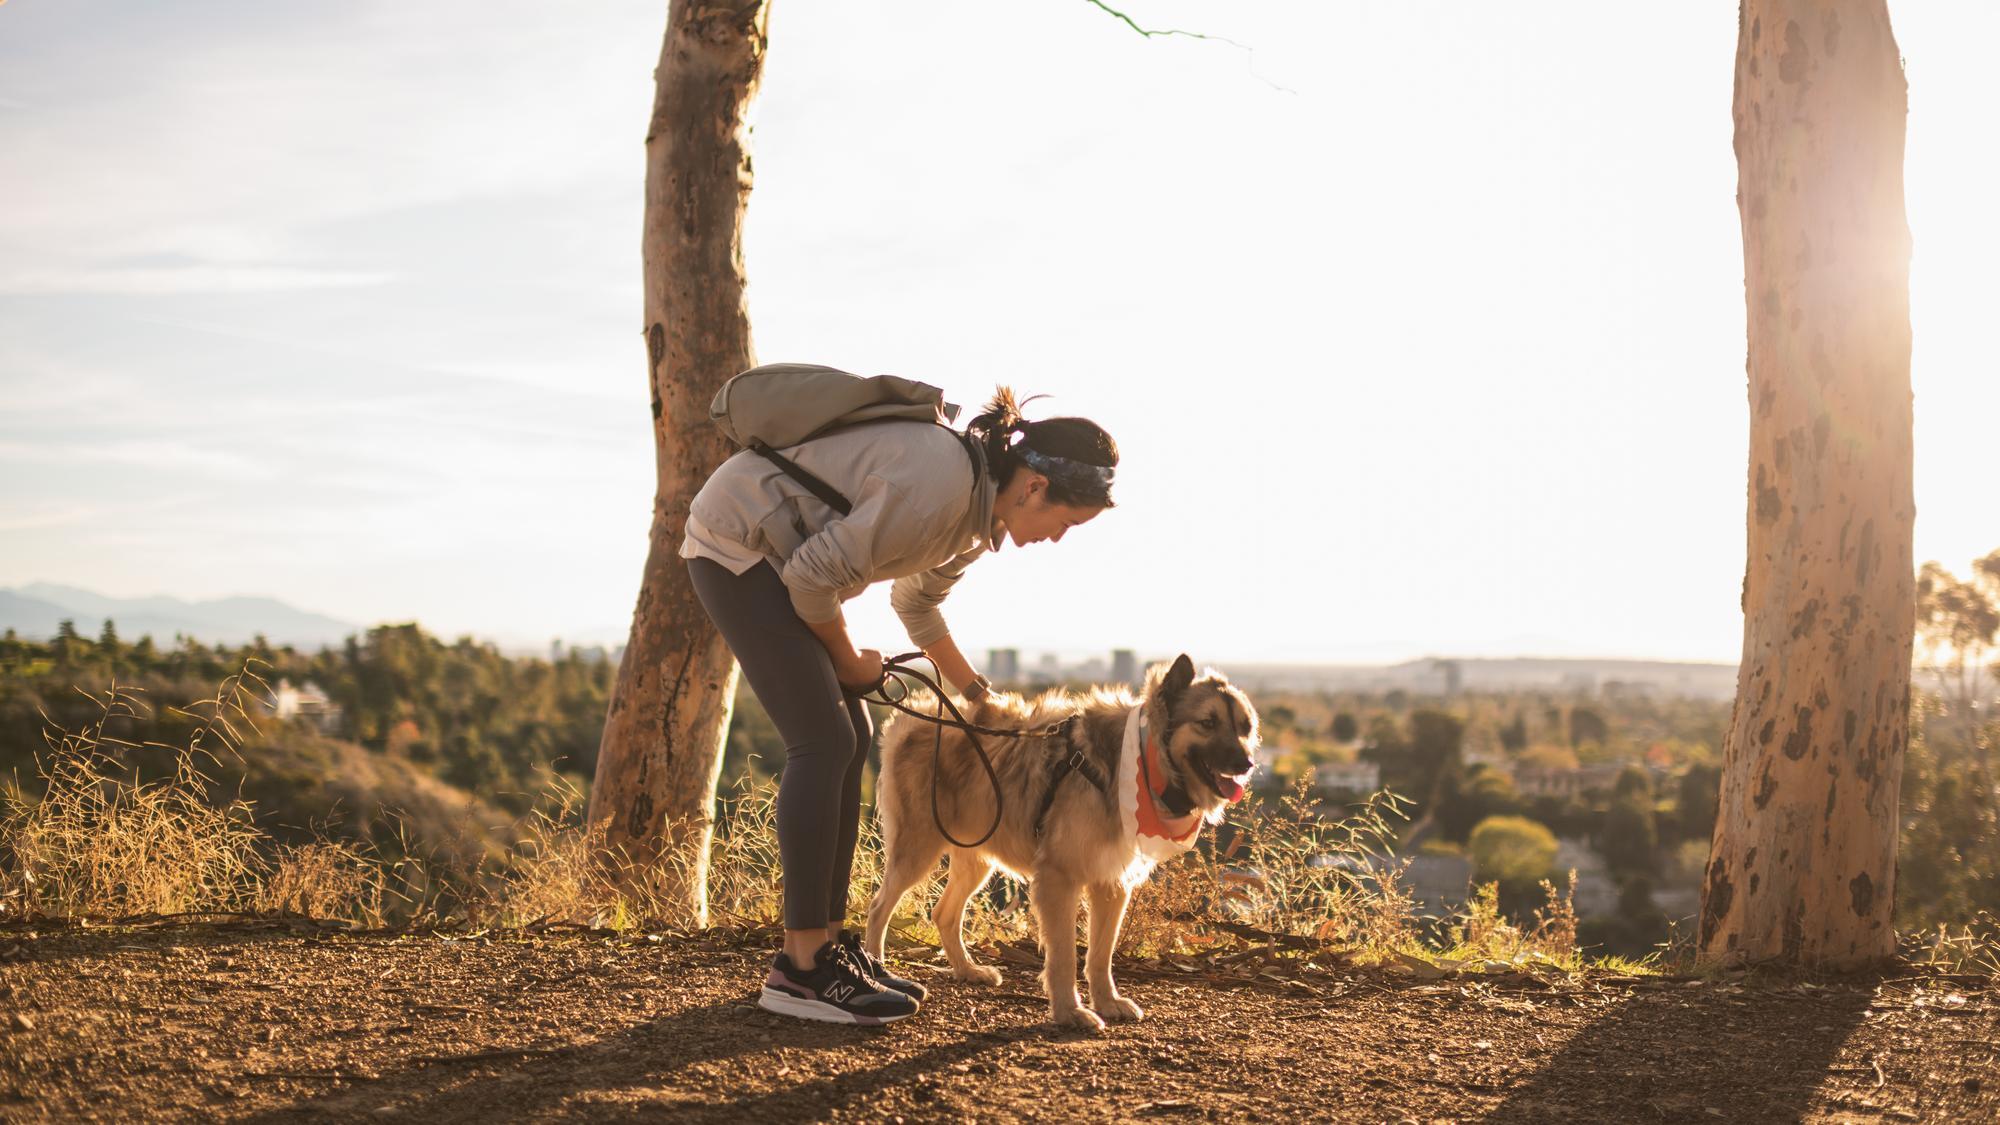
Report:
750,422,985,520
749,439,853,516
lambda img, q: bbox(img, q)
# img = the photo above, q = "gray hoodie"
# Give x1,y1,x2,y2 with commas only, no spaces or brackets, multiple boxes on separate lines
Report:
678,420,1000,646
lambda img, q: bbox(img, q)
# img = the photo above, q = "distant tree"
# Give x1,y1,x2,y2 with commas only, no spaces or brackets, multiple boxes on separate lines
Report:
1266,704,1297,730
1567,706,1609,749
1499,711,1528,754
1330,711,1359,742
1895,702,2000,930
1702,0,1914,968
1408,709,1464,781
1469,815,1560,910
1677,762,1722,838
1602,766,1659,877
1529,794,1594,840
1436,766,1524,843
1613,764,1653,801
52,619,83,668
1914,551,1998,792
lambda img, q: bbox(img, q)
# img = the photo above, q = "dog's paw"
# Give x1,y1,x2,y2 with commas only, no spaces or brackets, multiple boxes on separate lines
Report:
1052,1005,1108,1034
952,963,1003,986
1091,994,1144,1022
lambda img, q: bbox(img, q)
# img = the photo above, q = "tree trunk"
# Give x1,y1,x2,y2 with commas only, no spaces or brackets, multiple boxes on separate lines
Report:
1699,0,1913,968
586,0,771,926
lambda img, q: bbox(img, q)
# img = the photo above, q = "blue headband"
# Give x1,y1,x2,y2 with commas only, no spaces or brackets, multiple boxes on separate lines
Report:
1017,446,1115,498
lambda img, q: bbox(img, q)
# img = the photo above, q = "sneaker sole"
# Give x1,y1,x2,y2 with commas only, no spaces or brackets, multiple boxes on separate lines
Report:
757,986,915,1025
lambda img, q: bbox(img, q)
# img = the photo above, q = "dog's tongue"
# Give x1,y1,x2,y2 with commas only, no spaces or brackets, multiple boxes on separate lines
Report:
1214,773,1245,801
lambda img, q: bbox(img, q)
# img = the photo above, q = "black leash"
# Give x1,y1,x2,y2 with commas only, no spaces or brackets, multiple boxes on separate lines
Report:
858,652,1083,849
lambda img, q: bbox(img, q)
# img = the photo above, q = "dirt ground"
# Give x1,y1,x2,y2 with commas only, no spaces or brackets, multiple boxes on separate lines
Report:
0,922,1994,1124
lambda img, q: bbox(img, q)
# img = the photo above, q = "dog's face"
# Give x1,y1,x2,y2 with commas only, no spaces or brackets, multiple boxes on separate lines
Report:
1145,654,1260,804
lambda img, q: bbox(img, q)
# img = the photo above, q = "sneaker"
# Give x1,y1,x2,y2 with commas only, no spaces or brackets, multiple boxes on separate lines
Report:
758,940,919,1025
836,931,928,1002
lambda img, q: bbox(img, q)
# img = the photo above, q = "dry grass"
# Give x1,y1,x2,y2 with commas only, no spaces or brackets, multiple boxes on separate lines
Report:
481,779,686,931
1908,911,2000,976
1120,779,1418,957
1439,875,1582,969
2,679,267,920
255,842,386,924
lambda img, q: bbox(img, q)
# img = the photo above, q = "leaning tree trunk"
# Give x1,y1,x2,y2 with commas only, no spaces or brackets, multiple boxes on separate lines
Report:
587,0,771,926
1699,0,1913,968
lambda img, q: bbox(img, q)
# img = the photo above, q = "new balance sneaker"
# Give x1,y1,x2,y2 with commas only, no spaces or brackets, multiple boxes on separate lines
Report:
835,930,928,1003
758,940,919,1025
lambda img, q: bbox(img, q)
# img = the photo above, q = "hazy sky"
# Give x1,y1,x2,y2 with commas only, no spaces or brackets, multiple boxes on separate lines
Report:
2,1,1994,664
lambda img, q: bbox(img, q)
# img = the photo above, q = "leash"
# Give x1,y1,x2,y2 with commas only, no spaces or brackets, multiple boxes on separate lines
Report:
857,652,1080,849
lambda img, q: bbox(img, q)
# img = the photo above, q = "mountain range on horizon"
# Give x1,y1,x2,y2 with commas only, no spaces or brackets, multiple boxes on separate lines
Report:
0,582,360,649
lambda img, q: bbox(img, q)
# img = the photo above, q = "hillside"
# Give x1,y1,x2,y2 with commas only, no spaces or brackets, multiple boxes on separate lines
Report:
1,924,1992,1123
0,585,357,648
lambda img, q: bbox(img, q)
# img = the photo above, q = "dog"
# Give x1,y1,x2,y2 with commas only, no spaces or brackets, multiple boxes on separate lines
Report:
863,654,1259,1031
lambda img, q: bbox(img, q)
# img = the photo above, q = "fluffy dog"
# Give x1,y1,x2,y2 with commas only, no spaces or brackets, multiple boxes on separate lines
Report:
863,654,1258,1031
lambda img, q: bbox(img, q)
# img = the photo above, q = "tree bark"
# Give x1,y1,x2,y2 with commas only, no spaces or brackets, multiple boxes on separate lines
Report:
1700,0,1913,968
586,0,771,926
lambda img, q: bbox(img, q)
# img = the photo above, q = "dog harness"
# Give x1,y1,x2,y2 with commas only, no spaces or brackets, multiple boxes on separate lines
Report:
1033,714,1108,839
1032,706,1207,866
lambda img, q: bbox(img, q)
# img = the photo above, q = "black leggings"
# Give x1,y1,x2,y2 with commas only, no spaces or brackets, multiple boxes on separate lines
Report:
686,556,872,932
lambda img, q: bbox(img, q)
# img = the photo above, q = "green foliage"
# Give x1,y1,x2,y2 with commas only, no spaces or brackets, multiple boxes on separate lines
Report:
1330,711,1358,742
1,623,615,819
1567,705,1609,749
1676,762,1721,838
1897,697,1999,932
1434,766,1523,844
1600,767,1659,877
1467,815,1558,886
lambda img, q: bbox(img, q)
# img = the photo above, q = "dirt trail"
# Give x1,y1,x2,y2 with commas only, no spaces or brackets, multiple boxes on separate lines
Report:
0,924,1993,1123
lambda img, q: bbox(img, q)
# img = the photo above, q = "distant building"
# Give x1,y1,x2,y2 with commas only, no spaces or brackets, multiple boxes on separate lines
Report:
1311,761,1381,798
1554,837,1619,917
985,648,1020,684
1072,657,1109,683
269,678,344,736
1031,652,1061,685
1110,649,1137,685
1513,763,1625,801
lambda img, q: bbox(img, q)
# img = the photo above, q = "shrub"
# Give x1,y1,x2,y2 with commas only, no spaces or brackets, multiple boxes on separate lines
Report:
1468,815,1558,886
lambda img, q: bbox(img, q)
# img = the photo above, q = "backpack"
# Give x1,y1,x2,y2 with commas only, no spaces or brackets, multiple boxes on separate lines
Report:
708,363,980,516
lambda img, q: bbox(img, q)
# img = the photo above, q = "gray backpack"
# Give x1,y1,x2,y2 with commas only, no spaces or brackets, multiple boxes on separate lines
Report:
709,363,979,515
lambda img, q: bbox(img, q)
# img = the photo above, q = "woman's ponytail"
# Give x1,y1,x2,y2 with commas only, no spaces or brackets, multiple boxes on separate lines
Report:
963,384,1119,508
965,386,1024,469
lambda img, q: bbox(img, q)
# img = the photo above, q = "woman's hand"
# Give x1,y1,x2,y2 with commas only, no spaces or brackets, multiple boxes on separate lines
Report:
836,647,885,694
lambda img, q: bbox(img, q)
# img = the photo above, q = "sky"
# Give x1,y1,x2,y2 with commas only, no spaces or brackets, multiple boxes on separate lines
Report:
1,1,1995,665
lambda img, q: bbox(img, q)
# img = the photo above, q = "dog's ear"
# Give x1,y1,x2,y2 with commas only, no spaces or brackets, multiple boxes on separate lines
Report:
1161,654,1196,702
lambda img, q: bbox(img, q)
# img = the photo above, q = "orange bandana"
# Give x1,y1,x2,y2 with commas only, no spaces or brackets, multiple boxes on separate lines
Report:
1118,709,1202,871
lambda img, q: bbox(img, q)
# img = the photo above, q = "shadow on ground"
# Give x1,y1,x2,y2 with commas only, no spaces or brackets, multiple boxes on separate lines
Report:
1487,980,1875,1122
238,994,1054,1122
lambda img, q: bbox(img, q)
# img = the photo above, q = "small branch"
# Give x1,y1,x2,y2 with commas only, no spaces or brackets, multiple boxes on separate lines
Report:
1083,0,1236,45
1080,0,1295,94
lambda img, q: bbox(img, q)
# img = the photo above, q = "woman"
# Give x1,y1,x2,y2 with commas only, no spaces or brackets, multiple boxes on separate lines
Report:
679,385,1118,1024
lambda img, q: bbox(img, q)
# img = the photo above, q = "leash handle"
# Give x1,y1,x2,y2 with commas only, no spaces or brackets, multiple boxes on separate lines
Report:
862,652,1007,850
